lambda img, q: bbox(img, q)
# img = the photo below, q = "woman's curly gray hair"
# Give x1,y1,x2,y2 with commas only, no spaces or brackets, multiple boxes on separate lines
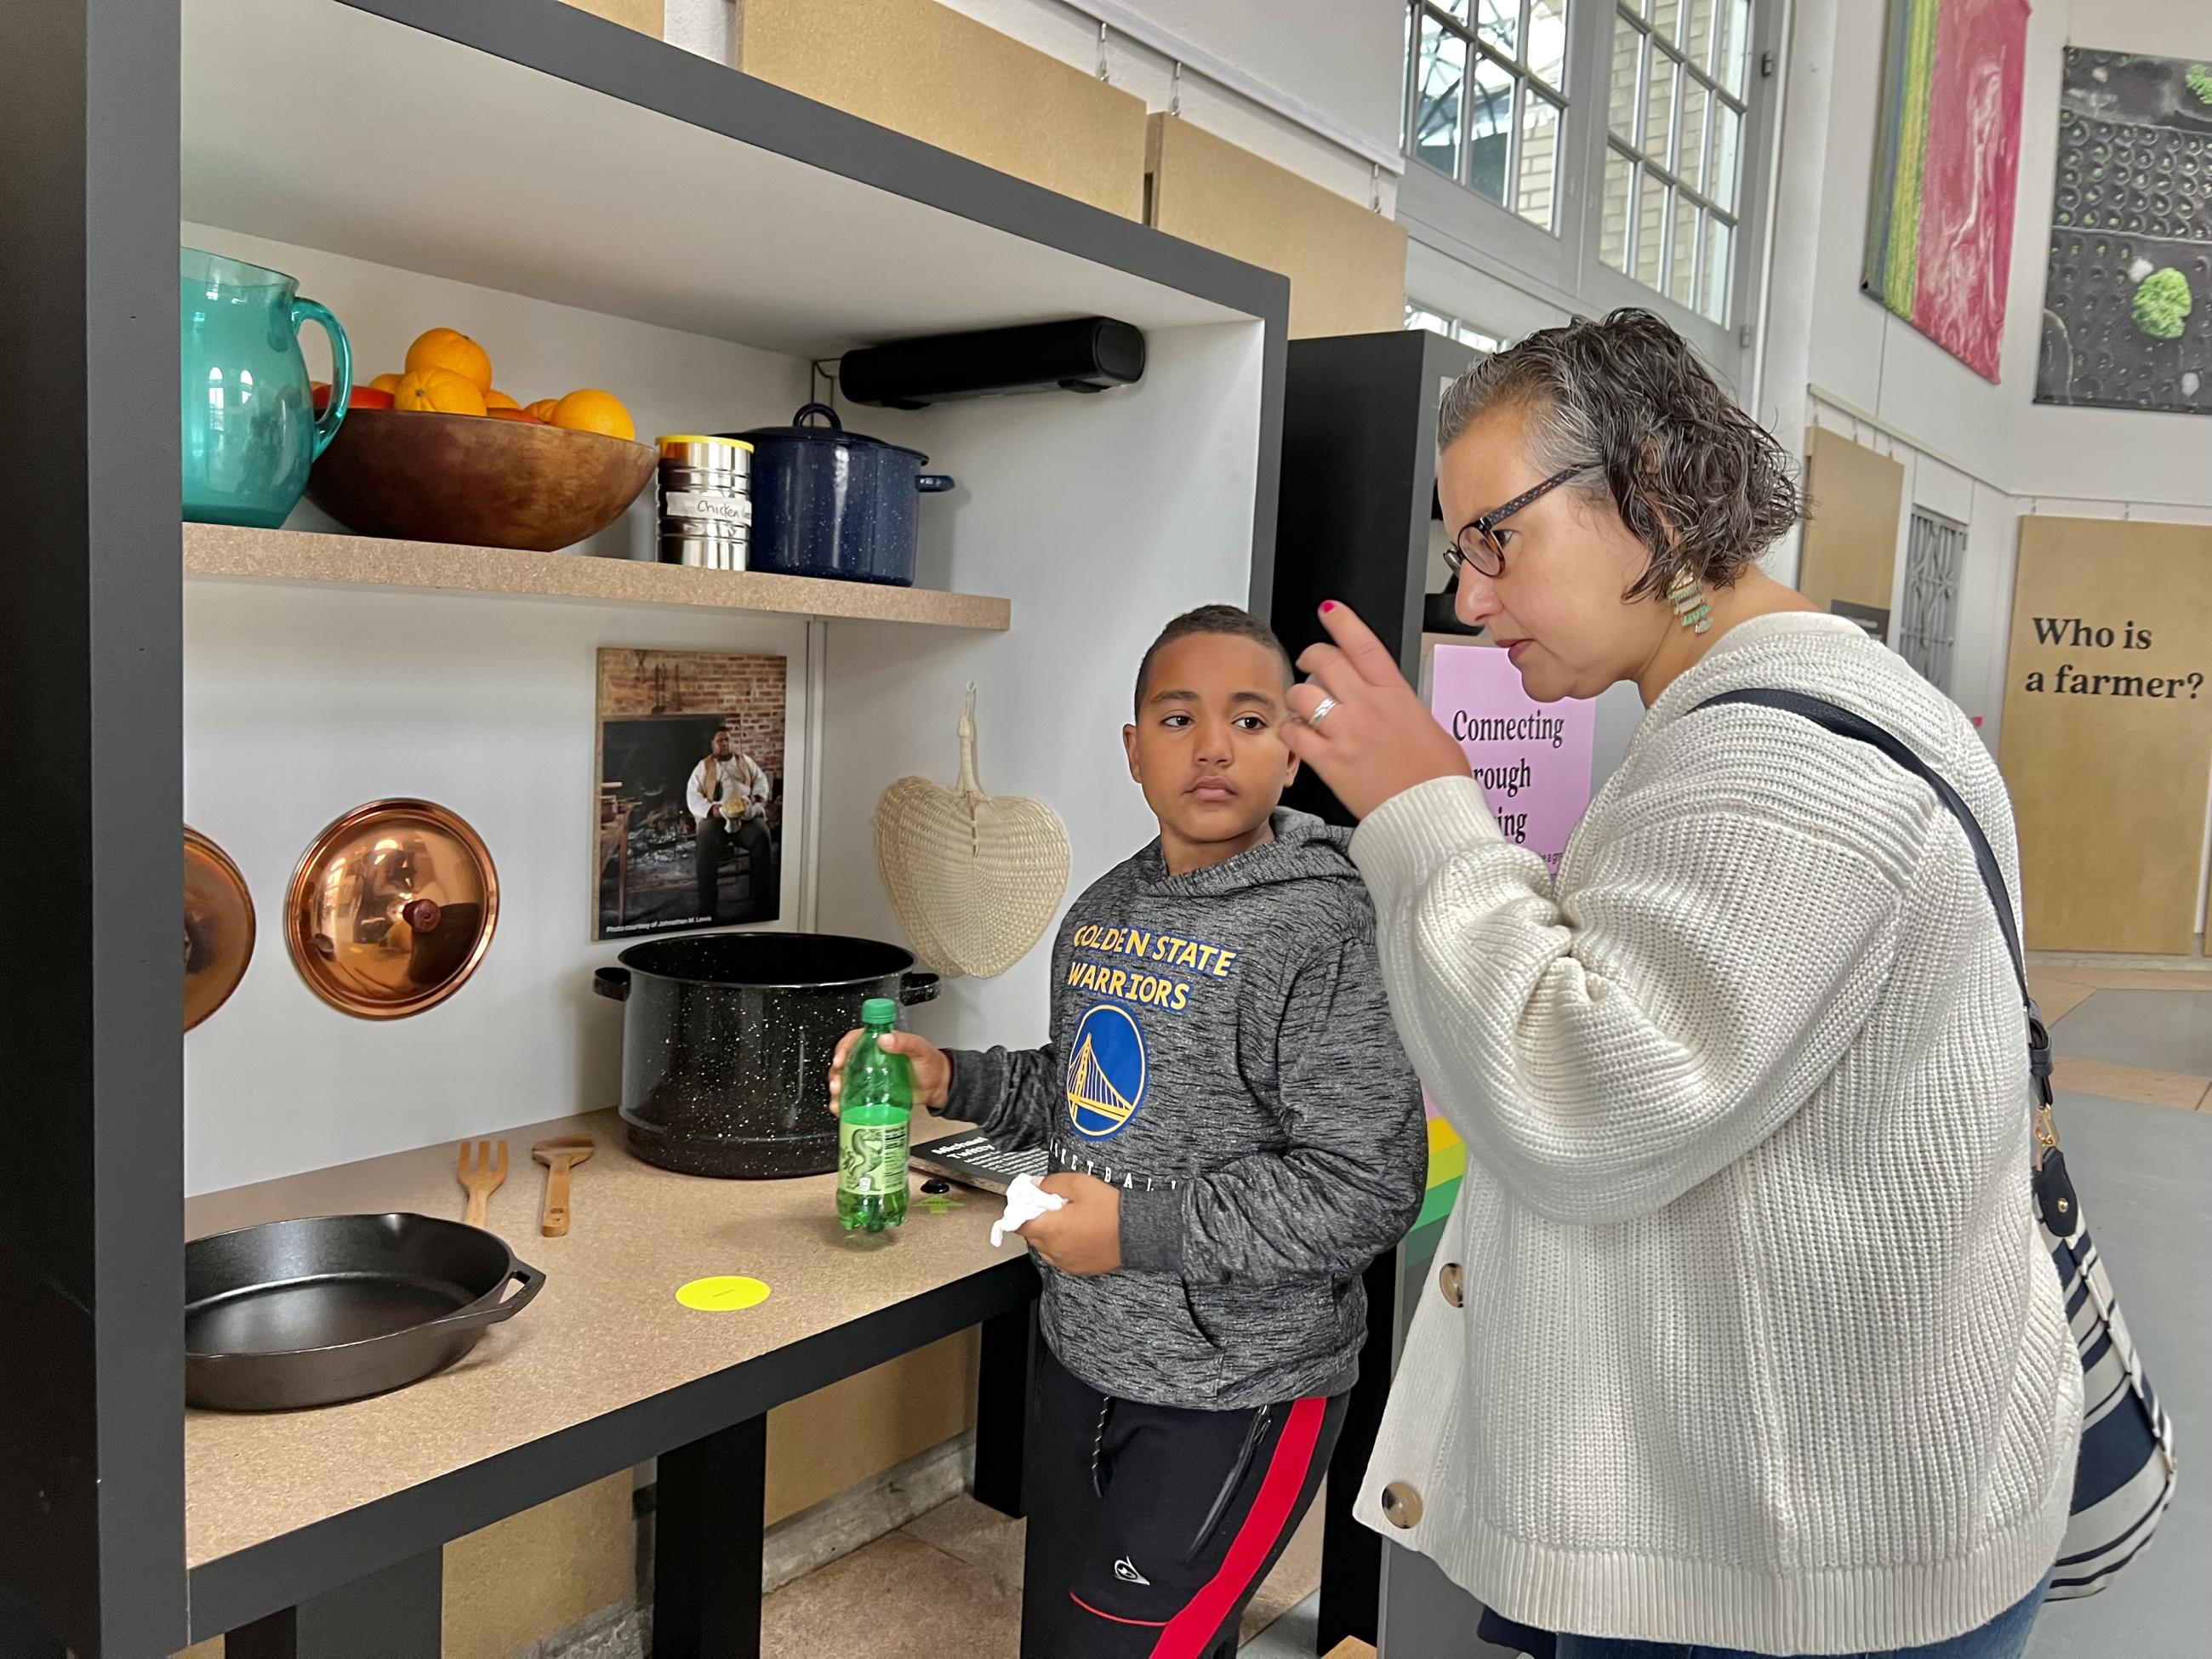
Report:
1438,308,1801,601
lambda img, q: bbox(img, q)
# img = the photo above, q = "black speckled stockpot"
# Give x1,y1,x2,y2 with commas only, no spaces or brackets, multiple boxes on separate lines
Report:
592,933,939,1178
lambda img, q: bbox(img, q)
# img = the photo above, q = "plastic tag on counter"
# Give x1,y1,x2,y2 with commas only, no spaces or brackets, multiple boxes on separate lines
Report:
676,1274,772,1311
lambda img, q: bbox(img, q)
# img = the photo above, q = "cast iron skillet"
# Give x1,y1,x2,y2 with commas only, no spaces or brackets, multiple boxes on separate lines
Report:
185,1212,546,1411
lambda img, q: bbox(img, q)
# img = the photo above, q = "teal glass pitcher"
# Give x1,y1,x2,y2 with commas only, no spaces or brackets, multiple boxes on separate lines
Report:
180,248,352,527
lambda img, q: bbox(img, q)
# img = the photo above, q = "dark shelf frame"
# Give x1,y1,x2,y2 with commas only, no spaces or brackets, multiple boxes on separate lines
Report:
1265,328,1488,1650
1271,328,1476,830
0,3,1286,1652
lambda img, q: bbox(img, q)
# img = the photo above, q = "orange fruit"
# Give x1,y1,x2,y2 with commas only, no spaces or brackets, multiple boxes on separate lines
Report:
371,373,405,395
391,368,488,416
524,398,561,423
314,384,394,412
483,389,520,410
403,328,493,391
487,407,544,423
549,389,635,442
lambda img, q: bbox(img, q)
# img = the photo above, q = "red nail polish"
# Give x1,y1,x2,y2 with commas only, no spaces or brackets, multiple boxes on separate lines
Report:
1320,601,1337,614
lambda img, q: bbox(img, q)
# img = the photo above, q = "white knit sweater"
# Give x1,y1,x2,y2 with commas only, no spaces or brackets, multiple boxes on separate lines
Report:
1351,614,2080,1656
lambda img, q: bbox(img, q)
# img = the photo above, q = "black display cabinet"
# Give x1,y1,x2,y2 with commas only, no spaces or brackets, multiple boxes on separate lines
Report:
1269,328,1478,1653
1270,328,1479,830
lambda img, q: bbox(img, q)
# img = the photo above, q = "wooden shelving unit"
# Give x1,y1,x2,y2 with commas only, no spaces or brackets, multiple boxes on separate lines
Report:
183,524,1013,631
8,0,1285,1652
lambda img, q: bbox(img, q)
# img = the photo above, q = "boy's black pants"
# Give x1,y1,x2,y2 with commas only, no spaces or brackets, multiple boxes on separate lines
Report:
1021,1346,1346,1658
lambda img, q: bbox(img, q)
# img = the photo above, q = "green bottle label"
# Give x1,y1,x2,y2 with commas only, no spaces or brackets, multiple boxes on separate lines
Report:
839,1113,909,1196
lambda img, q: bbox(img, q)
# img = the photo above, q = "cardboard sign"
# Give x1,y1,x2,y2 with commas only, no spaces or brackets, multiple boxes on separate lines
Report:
1998,517,2212,952
1428,644,1597,880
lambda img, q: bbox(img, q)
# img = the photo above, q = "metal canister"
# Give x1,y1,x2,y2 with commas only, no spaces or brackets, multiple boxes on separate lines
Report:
656,436,753,570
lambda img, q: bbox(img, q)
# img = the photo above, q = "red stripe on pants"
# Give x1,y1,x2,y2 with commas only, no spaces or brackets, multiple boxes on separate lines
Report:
1071,1593,1169,1628
1150,1395,1328,1658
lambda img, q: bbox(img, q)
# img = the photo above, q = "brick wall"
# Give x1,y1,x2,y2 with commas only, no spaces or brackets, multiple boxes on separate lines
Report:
596,649,789,786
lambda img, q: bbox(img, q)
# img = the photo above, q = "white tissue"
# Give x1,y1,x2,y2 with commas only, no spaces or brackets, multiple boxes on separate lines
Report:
989,1172,1067,1248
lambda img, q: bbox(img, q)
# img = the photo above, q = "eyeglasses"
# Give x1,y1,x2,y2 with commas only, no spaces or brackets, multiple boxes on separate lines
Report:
1444,465,1593,579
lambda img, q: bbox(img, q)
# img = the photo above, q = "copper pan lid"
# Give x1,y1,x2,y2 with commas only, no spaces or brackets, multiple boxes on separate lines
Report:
185,827,255,1031
286,800,499,1020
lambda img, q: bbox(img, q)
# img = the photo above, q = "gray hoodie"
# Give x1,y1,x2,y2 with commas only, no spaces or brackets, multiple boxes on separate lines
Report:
947,809,1428,1411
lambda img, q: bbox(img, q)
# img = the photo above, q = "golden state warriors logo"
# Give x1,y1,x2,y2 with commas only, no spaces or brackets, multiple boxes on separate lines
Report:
1066,1003,1148,1139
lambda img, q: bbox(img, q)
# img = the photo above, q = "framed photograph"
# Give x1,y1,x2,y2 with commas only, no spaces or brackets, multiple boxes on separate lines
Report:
594,648,788,938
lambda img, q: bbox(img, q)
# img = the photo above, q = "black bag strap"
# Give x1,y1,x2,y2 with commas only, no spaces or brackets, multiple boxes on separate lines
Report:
1696,689,2078,1234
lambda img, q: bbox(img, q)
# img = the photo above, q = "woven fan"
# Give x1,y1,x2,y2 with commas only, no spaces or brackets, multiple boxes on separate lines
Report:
875,687,1070,980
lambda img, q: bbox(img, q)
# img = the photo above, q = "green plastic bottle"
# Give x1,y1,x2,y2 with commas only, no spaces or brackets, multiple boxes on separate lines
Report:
837,998,912,1233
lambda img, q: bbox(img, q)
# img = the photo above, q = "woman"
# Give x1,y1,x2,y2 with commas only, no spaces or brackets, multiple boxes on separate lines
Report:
1281,311,2080,1659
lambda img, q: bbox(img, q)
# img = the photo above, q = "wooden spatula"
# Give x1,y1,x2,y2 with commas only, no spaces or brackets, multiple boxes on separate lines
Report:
532,1134,596,1237
457,1139,507,1228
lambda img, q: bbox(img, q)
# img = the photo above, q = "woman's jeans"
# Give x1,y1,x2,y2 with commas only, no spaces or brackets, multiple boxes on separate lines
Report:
1552,1572,2050,1659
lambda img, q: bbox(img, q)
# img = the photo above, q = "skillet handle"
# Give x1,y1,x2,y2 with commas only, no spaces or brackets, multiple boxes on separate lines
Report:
900,971,942,1006
430,1263,546,1334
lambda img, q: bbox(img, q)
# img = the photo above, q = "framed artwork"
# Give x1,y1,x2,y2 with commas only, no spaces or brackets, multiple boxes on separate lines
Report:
594,648,787,938
2035,48,2212,414
1862,0,2031,382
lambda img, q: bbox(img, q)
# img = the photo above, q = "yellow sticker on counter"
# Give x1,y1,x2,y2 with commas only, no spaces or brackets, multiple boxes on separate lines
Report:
676,1274,772,1312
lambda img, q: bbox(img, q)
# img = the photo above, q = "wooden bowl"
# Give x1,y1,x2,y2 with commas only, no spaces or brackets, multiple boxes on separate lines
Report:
305,409,657,552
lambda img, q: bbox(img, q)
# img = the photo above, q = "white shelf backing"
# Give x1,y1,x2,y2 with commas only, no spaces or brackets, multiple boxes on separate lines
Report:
172,0,1274,1197
182,0,1251,357
816,321,1266,1058
180,578,815,1193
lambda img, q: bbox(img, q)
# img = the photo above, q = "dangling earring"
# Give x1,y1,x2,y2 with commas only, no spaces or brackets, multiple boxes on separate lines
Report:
1668,569,1712,634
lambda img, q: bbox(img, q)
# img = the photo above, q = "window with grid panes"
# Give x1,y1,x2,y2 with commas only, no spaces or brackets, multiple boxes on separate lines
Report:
1407,3,1571,232
1601,1,1750,322
1406,302,1508,354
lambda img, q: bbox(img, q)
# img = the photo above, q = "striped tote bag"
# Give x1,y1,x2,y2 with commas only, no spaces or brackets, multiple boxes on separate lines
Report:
1701,691,2176,1596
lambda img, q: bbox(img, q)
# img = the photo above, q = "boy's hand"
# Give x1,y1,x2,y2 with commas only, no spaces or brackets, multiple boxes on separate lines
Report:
827,1028,951,1113
1023,1173,1122,1275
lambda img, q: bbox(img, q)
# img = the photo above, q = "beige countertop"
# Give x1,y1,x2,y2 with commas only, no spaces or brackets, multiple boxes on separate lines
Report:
184,1109,1013,1571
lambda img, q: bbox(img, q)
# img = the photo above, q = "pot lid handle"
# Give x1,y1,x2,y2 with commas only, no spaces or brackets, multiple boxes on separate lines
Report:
794,402,844,431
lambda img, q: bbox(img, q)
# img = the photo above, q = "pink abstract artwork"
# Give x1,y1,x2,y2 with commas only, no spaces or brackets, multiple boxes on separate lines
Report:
1863,0,2031,382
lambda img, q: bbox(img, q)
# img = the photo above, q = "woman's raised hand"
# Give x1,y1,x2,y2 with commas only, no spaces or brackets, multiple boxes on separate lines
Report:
1283,602,1472,819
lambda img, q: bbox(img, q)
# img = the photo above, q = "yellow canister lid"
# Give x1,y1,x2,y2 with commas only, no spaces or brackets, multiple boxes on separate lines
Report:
656,434,754,453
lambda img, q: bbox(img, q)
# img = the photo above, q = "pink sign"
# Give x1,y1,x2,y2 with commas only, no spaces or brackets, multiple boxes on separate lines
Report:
1428,644,1597,880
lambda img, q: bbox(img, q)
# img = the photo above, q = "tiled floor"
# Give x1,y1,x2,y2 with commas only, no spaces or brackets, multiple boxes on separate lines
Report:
761,1487,1325,1656
2033,972,2212,1113
2020,972,2212,1659
2048,989,2212,1084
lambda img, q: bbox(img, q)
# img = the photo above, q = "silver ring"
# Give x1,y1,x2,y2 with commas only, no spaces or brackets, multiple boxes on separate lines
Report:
1308,695,1339,726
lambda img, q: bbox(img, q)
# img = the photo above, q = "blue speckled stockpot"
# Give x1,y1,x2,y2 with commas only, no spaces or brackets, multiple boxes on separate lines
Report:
722,403,954,586
592,933,940,1178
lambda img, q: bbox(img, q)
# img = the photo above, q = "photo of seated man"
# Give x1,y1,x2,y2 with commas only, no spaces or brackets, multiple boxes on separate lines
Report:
595,648,786,938
687,726,775,922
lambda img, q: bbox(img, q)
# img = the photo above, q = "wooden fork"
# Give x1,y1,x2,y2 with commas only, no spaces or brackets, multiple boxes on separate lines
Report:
458,1139,508,1227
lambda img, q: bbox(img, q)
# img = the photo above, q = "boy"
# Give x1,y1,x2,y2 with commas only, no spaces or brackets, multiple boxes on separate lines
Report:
833,605,1427,1657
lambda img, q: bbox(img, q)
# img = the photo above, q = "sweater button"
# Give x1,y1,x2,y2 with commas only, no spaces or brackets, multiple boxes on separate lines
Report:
1438,1263,1464,1308
1380,1481,1423,1529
